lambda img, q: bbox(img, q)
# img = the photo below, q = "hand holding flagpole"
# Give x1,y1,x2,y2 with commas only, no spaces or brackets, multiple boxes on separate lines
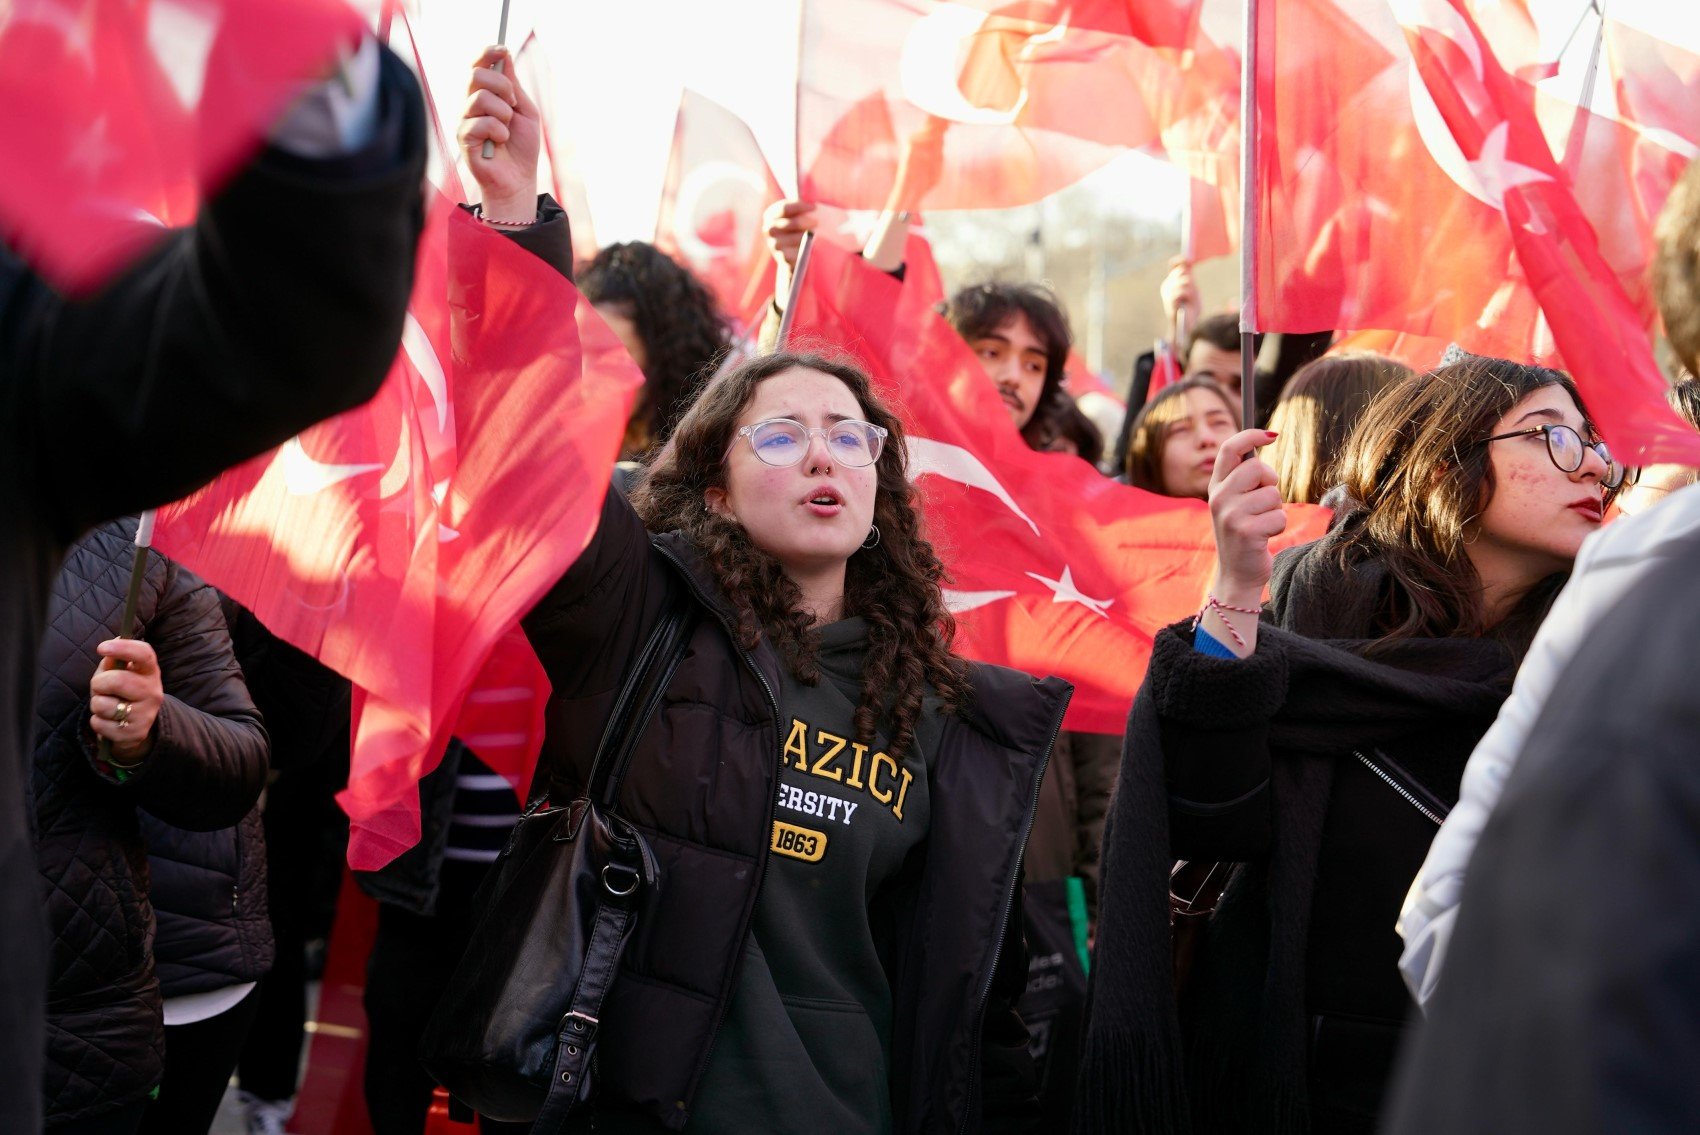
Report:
479,0,513,159
96,510,156,768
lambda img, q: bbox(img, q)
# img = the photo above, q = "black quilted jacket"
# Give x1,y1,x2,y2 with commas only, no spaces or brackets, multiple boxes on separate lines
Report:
138,802,273,999
33,520,268,1124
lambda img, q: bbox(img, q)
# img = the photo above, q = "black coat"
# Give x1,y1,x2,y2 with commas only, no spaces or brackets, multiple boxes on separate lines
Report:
521,488,1070,1134
1385,529,1700,1133
139,802,273,999
1078,534,1521,1135
34,521,268,1122
0,46,425,1132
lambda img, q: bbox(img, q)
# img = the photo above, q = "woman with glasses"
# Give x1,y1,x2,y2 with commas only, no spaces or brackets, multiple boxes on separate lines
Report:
517,349,1067,1134
1078,355,1616,1135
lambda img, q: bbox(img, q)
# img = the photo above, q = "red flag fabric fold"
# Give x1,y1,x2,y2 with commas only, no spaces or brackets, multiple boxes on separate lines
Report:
789,235,1328,732
0,0,362,291
154,198,642,868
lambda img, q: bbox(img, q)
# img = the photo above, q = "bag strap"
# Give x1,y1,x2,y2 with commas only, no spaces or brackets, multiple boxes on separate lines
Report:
530,880,637,1132
588,590,695,810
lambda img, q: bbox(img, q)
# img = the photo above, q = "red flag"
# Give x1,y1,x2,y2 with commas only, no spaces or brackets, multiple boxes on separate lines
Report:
1603,17,1700,159
153,196,643,868
1395,0,1700,465
789,236,1328,732
0,0,363,291
797,0,1225,211
653,89,783,331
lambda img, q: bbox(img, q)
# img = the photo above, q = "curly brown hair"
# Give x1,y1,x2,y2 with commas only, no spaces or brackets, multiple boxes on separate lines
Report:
579,241,732,453
630,351,969,758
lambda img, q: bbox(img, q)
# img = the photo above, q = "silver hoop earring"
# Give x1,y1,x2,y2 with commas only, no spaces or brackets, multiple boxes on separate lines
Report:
861,525,881,550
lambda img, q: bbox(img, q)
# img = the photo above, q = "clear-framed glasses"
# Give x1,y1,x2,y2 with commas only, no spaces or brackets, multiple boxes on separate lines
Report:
733,417,889,468
1484,423,1630,490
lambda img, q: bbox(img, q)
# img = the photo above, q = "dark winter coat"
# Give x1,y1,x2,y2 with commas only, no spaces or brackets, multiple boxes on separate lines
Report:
1385,528,1700,1133
521,487,1070,1134
34,521,269,1123
1077,532,1526,1135
1023,729,1117,917
139,802,273,998
1,47,424,1129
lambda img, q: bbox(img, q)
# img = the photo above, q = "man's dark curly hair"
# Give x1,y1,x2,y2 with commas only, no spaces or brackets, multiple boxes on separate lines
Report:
943,281,1073,448
630,351,970,759
579,241,733,453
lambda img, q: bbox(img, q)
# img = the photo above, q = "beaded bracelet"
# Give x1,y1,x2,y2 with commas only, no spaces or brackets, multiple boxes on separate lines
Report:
472,204,537,229
1192,595,1263,650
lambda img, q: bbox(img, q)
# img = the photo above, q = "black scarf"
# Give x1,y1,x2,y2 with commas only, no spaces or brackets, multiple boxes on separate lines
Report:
1075,532,1523,1134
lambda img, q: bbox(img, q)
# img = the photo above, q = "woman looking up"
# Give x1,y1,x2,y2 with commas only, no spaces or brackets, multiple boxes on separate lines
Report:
1078,356,1625,1135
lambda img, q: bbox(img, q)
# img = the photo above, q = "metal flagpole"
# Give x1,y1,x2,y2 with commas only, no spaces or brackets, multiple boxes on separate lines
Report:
1239,0,1261,430
774,230,816,350
97,510,156,767
480,0,514,159
1177,182,1195,350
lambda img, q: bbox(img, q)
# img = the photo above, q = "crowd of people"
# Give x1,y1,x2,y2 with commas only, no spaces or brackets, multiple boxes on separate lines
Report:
8,28,1700,1135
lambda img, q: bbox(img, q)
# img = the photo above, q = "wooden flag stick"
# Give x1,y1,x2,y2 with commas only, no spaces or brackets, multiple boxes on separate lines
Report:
774,230,816,350
480,0,514,159
97,510,156,767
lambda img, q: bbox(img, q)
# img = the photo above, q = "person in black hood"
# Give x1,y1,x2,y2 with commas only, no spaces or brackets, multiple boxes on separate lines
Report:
1078,355,1629,1134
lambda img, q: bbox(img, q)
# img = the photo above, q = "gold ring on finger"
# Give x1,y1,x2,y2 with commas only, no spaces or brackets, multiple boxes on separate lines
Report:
113,700,130,726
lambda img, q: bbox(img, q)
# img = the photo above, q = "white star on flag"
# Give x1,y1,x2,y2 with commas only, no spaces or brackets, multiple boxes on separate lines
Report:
1024,566,1114,618
1466,121,1551,213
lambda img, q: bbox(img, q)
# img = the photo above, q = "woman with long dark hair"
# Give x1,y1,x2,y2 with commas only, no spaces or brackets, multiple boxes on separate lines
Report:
521,349,1067,1133
1078,357,1627,1134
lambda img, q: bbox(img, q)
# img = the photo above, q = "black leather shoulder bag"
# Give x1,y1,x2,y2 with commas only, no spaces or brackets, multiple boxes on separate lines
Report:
420,592,695,1129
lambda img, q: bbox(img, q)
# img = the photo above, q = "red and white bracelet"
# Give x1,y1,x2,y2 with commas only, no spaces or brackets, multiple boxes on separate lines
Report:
1192,595,1263,650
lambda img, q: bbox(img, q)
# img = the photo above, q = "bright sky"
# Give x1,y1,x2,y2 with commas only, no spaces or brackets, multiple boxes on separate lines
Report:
398,0,1700,245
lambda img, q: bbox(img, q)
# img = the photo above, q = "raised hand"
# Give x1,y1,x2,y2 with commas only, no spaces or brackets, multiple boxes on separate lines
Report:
457,45,541,223
1200,428,1285,655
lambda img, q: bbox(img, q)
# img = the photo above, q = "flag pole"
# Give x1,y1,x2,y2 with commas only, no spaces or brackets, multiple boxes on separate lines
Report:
774,230,816,350
479,0,513,159
1176,182,1195,349
1238,0,1260,429
97,510,156,766
1559,1,1607,173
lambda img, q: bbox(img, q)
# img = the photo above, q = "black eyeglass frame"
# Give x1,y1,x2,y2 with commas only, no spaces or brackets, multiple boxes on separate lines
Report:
1482,423,1634,490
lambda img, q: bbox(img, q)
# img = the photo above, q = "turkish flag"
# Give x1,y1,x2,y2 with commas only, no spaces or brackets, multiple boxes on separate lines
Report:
1395,0,1700,465
1603,17,1700,157
153,195,643,868
653,89,784,332
797,0,1230,211
789,235,1328,733
0,0,362,292
1254,0,1694,461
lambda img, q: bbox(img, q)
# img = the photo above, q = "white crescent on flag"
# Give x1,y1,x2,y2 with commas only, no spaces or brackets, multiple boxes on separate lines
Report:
905,435,1042,536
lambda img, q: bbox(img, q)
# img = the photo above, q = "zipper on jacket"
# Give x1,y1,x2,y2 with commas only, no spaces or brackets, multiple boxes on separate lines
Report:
653,545,784,1109
1352,749,1449,826
958,685,1072,1135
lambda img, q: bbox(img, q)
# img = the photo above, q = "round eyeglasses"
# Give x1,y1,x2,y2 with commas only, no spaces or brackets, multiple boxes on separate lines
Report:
1484,423,1631,490
734,418,889,468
